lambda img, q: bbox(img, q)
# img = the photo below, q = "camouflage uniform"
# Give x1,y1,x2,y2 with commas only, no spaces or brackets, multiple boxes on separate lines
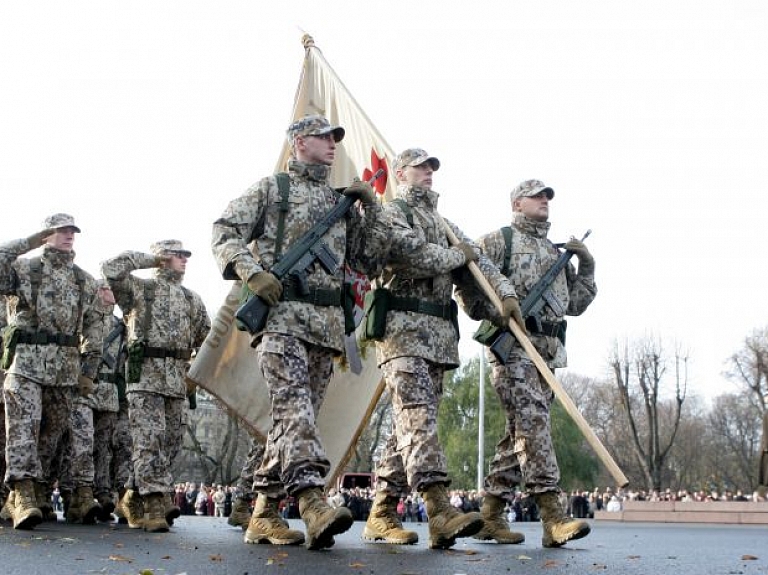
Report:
0,296,8,500
101,241,210,497
211,156,386,498
456,181,597,497
373,181,516,495
92,315,131,499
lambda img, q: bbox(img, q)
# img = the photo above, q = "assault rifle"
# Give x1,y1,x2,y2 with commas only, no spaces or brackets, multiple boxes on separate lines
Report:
489,230,591,364
235,169,384,335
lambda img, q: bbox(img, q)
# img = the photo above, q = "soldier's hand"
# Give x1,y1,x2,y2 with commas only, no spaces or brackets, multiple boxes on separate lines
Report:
564,238,594,264
78,375,95,397
26,228,55,249
500,297,527,335
186,379,197,396
455,242,478,264
247,271,283,306
343,179,375,205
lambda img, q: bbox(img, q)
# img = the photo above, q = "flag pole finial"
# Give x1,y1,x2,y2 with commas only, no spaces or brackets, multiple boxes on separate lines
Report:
302,33,315,49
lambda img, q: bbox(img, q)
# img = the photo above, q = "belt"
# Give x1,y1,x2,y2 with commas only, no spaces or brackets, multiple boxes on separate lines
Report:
143,346,193,360
389,296,454,319
282,285,343,307
525,317,566,339
17,331,79,347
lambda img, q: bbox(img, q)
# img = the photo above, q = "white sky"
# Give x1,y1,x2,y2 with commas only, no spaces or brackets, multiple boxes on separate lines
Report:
2,1,767,404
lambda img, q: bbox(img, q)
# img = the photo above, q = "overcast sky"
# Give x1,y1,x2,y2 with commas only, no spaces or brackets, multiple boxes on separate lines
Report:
2,1,766,404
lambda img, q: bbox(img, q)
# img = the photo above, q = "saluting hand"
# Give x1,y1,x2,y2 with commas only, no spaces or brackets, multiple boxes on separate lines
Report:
26,228,55,249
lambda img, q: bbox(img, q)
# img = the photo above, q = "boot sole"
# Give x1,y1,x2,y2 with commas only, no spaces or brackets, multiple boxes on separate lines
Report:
428,516,484,550
306,513,354,550
244,533,305,546
14,513,43,530
362,526,418,545
543,523,591,548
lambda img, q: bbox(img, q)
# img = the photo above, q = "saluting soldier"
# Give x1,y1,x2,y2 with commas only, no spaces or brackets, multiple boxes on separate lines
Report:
102,240,210,532
362,149,522,550
456,179,597,547
211,114,387,550
0,214,104,530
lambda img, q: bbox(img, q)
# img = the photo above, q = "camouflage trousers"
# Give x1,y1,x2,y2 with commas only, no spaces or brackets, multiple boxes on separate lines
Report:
3,374,74,485
253,334,333,498
93,404,132,495
0,390,6,494
128,391,184,495
484,348,560,497
376,356,448,494
69,401,95,486
238,433,266,498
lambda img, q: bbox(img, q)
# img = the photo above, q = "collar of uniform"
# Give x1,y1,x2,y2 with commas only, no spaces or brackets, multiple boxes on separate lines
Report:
397,185,439,209
288,160,330,183
155,267,184,284
511,211,551,239
42,245,76,267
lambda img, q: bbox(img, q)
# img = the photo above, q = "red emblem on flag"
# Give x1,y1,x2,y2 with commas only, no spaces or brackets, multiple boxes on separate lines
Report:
362,150,389,196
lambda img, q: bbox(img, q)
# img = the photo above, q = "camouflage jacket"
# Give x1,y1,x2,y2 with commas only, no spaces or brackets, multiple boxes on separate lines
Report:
0,241,104,384
211,160,388,353
101,253,210,398
456,212,597,368
84,313,126,412
374,185,516,368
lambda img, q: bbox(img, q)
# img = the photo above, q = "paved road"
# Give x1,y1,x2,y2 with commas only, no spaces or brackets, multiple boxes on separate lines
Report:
1,515,766,575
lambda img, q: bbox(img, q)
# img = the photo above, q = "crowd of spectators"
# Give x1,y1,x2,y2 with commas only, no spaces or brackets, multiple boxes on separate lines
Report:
172,482,237,517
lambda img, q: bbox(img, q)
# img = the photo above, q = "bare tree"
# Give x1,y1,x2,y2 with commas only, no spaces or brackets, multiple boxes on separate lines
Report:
609,336,687,491
725,327,768,415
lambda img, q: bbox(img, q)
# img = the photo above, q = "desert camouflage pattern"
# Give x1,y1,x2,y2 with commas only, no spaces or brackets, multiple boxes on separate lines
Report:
69,401,95,486
456,212,596,369
211,160,387,352
93,408,131,495
0,241,105,383
238,433,266,496
251,333,334,498
128,392,185,494
93,315,127,413
0,296,6,489
101,254,210,398
375,357,448,493
456,211,597,498
374,185,516,368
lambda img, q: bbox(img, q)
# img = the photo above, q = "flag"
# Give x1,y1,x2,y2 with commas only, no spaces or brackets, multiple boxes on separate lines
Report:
187,33,397,487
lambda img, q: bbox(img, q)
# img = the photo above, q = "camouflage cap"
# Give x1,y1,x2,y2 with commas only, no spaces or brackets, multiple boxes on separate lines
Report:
42,213,81,233
393,148,440,171
150,239,192,258
286,114,345,143
510,179,555,202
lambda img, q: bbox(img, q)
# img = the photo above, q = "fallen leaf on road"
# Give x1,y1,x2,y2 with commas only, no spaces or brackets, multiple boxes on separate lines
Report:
517,555,532,561
592,564,607,570
349,562,366,568
741,555,758,561
543,559,561,568
108,554,133,563
162,555,172,559
463,550,478,555
627,555,640,559
209,554,223,561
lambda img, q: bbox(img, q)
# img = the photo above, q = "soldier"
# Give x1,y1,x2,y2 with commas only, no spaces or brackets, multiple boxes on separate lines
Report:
0,214,104,530
362,148,522,550
456,179,597,547
211,114,387,550
759,394,768,498
91,286,132,522
0,295,8,517
101,240,210,532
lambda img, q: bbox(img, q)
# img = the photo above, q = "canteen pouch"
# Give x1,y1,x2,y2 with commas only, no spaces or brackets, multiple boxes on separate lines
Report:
363,288,391,341
126,341,145,384
1,325,19,370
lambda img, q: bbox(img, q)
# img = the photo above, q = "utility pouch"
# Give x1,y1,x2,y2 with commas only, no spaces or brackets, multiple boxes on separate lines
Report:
472,319,501,346
116,375,127,403
363,288,392,341
126,341,146,384
343,282,356,336
1,325,19,370
235,282,255,332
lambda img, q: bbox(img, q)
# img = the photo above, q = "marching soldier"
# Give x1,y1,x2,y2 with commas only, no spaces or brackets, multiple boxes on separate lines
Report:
456,179,597,547
362,149,522,550
102,240,210,532
211,114,387,550
0,214,104,530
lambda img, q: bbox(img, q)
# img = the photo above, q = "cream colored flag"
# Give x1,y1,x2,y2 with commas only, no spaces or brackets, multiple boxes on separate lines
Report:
188,33,397,487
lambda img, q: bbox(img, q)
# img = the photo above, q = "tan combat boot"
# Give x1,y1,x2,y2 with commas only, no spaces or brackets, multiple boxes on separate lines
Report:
1,491,14,521
143,492,169,533
163,493,180,526
95,491,116,522
473,494,524,544
116,489,144,529
362,491,418,544
228,495,252,529
420,483,483,550
297,487,353,550
535,491,590,548
34,482,57,521
66,486,102,525
9,479,43,530
244,493,305,545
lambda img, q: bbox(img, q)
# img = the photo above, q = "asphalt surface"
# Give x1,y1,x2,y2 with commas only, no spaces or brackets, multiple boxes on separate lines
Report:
1,514,766,575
